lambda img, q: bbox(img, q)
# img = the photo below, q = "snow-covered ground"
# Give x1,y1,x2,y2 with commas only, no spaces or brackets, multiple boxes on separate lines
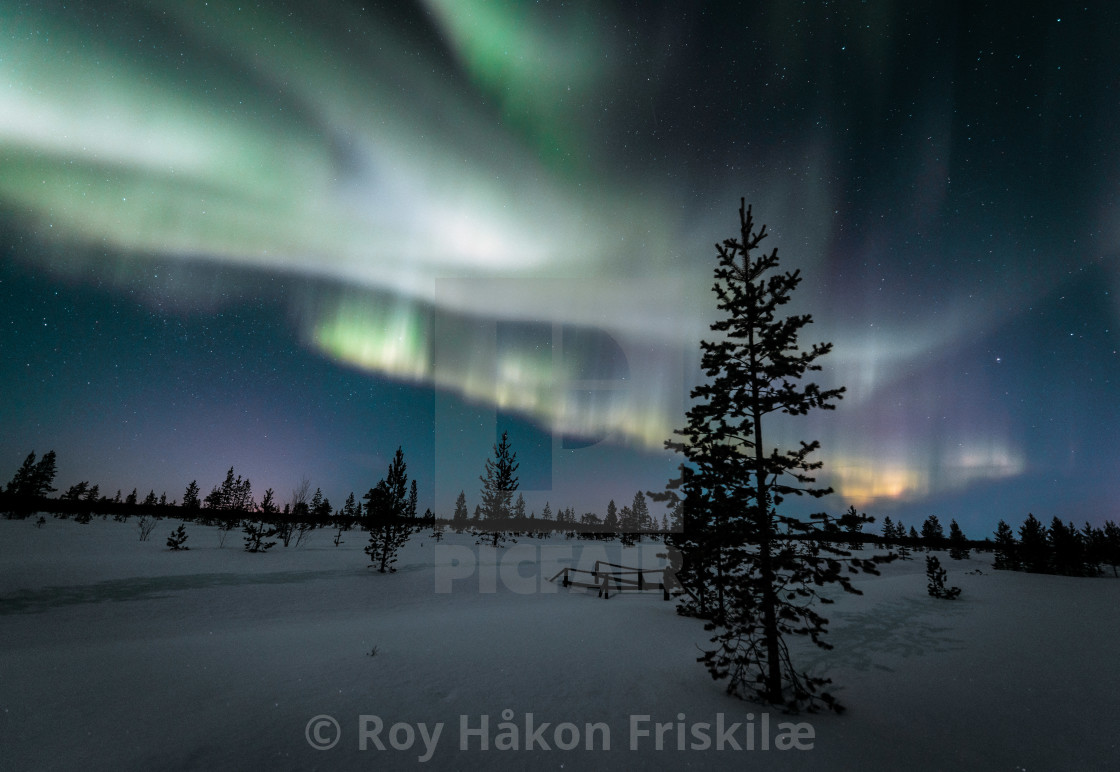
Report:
1,517,1117,771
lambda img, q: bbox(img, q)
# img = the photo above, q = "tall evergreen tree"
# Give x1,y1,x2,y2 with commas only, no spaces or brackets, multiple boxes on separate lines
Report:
618,504,636,546
183,480,201,509
631,490,650,541
364,480,413,573
30,451,58,498
880,516,895,548
408,480,419,520
363,448,417,573
451,490,469,531
4,451,39,498
948,519,969,560
259,488,278,516
1102,520,1120,578
478,430,519,547
1018,514,1050,573
655,199,887,713
992,520,1018,570
893,520,911,559
342,492,359,520
603,499,619,532
3,450,59,504
1082,522,1104,577
920,515,945,551
1048,517,1084,576
840,505,869,550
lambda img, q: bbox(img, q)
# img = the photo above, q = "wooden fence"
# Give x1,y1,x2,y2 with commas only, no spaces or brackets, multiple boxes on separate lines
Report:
548,560,673,599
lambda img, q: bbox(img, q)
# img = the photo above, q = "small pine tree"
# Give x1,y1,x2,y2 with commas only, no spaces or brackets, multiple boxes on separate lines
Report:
925,555,961,599
166,523,190,551
948,519,969,560
243,520,278,552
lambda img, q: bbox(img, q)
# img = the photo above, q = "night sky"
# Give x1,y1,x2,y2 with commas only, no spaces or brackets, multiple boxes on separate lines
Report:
2,1,1118,537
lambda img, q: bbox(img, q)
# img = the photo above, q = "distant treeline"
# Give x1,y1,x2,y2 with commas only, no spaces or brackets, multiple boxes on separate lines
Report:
4,450,1120,576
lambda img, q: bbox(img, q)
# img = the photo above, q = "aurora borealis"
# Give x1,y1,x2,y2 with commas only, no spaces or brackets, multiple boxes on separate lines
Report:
2,1,1119,535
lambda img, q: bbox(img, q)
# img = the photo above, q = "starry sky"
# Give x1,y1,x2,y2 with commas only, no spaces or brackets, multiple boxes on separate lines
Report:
2,1,1119,537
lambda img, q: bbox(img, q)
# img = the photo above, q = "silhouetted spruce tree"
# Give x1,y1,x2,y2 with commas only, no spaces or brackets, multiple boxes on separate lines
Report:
603,499,619,532
451,490,469,531
948,519,969,560
618,504,636,547
1048,517,1084,576
341,492,359,521
992,520,1018,570
655,199,889,713
313,491,333,521
478,431,519,548
1103,521,1120,578
894,521,912,559
920,515,945,551
880,516,895,548
364,480,413,573
1018,514,1050,573
840,505,868,550
631,490,650,542
1082,522,1104,576
363,447,416,573
258,488,278,517
925,555,961,599
183,480,201,510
